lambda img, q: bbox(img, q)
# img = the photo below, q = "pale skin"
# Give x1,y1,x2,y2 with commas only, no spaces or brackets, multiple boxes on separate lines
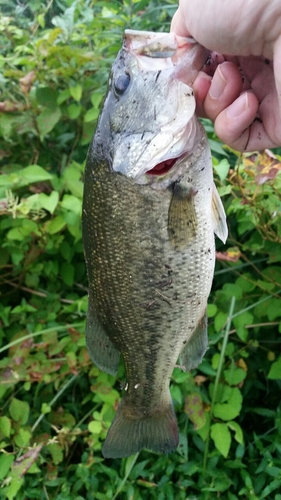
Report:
171,0,281,151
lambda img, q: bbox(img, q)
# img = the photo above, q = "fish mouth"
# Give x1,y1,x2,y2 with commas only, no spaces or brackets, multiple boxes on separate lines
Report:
146,157,179,176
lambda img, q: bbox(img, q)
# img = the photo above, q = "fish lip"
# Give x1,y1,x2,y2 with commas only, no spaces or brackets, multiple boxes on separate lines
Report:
123,29,209,78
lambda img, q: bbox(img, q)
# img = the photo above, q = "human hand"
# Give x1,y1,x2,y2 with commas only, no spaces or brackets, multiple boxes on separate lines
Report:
171,0,281,151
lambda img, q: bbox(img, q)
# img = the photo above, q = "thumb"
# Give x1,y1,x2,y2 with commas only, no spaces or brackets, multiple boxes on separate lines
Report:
273,35,281,115
170,8,191,37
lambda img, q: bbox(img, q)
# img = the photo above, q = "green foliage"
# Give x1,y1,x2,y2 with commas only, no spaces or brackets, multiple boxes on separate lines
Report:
1,1,281,499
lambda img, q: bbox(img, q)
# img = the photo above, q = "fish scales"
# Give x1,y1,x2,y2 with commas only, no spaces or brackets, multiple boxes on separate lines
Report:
82,30,228,458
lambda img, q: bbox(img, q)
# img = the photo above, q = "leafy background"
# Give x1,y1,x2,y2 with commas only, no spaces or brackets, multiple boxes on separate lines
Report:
1,0,281,499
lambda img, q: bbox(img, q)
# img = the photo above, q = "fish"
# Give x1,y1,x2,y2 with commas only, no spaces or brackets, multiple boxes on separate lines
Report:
82,29,228,459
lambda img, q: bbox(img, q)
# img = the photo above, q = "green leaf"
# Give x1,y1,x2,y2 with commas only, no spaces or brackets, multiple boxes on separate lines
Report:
213,403,240,421
67,103,82,119
69,84,82,102
184,392,206,430
0,454,14,481
212,353,220,370
0,165,52,190
268,357,281,379
88,420,102,434
57,88,71,105
84,107,99,123
46,215,66,234
14,428,31,447
47,443,64,465
6,227,26,241
214,311,228,333
224,366,247,386
256,280,275,292
266,298,281,321
211,423,231,458
60,194,81,215
5,476,24,500
61,262,74,286
235,274,256,293
222,283,243,300
36,87,58,110
0,114,15,140
91,92,103,108
207,303,217,318
38,191,59,214
80,120,95,145
37,13,45,28
227,421,244,444
0,416,11,437
213,387,242,421
52,5,75,36
213,159,230,182
233,311,254,342
37,107,61,140
21,165,53,184
7,219,39,240
9,398,30,425
41,403,51,414
260,479,281,499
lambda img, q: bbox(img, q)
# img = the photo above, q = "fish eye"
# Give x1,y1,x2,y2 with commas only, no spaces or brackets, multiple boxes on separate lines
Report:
114,73,130,96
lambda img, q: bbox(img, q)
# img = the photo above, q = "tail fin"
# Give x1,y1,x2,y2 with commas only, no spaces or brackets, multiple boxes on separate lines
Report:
102,398,179,458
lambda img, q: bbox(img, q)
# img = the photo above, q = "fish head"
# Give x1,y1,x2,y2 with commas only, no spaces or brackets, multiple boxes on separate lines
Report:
100,30,209,188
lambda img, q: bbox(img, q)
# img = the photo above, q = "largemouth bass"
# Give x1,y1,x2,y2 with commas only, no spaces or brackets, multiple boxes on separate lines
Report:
82,30,227,459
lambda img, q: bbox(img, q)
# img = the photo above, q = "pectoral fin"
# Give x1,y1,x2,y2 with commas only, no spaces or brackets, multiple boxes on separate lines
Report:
179,311,208,372
168,183,198,248
86,296,120,376
212,182,228,243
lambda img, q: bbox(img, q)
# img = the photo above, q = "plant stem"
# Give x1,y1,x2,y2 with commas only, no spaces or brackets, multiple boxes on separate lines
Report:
31,374,77,432
0,322,84,354
112,453,139,500
232,290,281,318
203,296,236,472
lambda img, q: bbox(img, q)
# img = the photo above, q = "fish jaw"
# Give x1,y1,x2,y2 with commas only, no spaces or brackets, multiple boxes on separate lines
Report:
123,30,208,83
106,30,209,184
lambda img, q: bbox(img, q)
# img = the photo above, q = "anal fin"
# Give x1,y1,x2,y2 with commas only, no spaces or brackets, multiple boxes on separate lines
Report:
86,296,120,376
179,311,208,371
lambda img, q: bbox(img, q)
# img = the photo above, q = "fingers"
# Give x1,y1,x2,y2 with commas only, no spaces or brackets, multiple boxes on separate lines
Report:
193,62,244,117
194,61,263,151
214,92,260,151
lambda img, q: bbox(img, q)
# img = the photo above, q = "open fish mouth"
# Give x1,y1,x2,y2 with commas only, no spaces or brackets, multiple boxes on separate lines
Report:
146,154,186,176
146,157,178,176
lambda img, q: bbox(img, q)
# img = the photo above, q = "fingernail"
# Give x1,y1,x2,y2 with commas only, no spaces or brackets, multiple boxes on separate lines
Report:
209,65,227,99
227,93,248,118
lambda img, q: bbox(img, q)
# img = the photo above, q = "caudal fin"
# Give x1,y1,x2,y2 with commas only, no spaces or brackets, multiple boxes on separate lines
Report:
102,398,179,458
